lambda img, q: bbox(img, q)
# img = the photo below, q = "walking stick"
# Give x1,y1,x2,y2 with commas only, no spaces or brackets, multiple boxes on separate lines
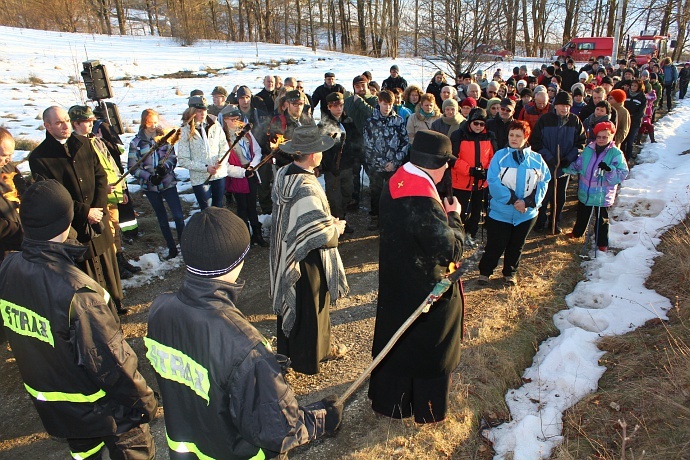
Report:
203,122,253,185
113,128,180,186
552,145,561,234
335,267,463,406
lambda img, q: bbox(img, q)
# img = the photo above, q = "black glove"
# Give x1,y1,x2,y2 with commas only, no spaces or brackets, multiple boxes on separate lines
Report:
155,165,167,177
598,161,612,172
321,395,343,435
149,174,163,186
471,167,487,181
245,168,255,178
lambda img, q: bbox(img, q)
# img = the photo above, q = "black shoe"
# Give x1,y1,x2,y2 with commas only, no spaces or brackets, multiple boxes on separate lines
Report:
117,306,129,315
165,247,178,260
119,266,133,280
252,233,270,247
117,252,141,274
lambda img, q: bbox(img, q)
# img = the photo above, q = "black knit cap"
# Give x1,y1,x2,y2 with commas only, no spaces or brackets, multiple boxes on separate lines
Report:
20,179,74,241
182,208,250,278
409,130,456,169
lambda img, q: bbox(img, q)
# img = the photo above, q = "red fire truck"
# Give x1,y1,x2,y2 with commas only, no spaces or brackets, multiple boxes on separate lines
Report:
627,33,669,66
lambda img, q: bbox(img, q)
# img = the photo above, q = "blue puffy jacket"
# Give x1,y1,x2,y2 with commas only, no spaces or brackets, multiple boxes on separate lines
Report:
487,146,551,226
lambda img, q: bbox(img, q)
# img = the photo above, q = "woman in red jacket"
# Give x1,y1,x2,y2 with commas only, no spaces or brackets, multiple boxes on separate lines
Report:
449,108,497,246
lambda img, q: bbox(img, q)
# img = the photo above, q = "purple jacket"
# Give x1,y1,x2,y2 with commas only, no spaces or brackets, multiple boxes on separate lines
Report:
564,141,628,207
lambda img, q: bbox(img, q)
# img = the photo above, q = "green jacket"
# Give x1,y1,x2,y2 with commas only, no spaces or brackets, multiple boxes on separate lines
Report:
343,93,378,132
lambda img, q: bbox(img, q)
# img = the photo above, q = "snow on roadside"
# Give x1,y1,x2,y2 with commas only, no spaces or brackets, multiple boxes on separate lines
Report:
489,98,690,459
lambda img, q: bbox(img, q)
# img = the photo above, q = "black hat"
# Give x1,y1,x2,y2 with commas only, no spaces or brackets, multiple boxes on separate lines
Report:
461,72,472,79
390,65,399,72
211,86,228,97
553,91,573,106
353,75,367,86
572,87,584,97
188,96,208,109
326,92,344,103
285,90,301,102
500,98,516,109
650,72,658,80
280,125,334,155
546,66,555,76
468,107,487,124
189,89,204,97
520,88,533,97
182,207,250,278
601,76,614,85
325,71,335,78
506,78,516,87
618,59,627,65
409,130,456,169
20,179,74,241
236,86,252,97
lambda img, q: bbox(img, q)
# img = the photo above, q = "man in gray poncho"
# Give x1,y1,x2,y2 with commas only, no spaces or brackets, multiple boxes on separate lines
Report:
269,125,349,375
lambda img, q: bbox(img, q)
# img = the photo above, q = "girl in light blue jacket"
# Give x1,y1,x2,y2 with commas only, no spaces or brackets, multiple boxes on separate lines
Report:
478,120,551,285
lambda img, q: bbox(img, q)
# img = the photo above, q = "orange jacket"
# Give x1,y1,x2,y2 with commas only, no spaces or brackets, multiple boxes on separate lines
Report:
449,128,496,191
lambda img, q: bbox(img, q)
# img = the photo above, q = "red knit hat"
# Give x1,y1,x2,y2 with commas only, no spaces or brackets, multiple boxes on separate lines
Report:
461,97,477,108
608,89,626,104
593,121,616,135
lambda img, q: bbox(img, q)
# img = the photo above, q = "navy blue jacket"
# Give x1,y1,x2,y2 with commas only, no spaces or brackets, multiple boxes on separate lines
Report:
529,112,586,177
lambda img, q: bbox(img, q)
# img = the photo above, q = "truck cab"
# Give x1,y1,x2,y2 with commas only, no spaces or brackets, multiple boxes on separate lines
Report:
554,37,614,63
628,33,668,66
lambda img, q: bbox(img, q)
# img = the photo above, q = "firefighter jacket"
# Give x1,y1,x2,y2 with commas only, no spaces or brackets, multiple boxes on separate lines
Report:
0,238,157,438
146,274,329,460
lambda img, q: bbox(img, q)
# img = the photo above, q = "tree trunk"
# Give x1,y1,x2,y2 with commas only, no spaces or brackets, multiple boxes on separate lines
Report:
295,0,302,45
413,0,418,56
356,0,366,53
338,0,349,51
113,0,126,35
521,0,531,55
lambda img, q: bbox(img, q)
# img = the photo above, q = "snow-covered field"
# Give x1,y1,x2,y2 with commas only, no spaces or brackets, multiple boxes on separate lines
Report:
2,26,689,459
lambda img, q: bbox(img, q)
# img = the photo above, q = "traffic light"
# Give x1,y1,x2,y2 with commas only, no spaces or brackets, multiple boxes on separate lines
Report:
81,60,113,101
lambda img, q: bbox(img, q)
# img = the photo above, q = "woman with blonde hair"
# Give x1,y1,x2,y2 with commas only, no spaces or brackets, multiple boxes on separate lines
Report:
406,93,441,143
176,96,229,210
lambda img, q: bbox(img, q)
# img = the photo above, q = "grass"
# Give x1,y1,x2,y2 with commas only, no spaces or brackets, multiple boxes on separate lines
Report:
555,218,690,460
13,136,40,151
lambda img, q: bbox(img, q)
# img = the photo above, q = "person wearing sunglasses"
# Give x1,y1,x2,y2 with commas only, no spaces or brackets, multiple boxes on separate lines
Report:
449,107,497,247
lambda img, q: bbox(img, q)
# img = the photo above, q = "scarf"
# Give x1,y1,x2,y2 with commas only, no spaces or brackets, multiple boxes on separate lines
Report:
420,108,435,119
269,167,349,336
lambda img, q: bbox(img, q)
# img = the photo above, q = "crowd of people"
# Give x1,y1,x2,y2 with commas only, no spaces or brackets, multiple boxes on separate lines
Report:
0,53,687,459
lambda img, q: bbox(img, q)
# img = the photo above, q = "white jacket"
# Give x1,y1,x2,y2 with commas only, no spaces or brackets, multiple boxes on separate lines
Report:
177,120,229,186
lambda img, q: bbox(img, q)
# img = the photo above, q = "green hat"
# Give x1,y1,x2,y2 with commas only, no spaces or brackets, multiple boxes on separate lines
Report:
285,90,302,102
211,86,228,97
280,125,334,155
326,92,344,104
188,96,208,109
68,105,96,122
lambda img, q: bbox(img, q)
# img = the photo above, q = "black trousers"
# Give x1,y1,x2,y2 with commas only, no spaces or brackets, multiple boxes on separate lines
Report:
324,168,354,219
664,84,675,111
256,161,274,215
365,166,392,216
536,173,569,228
479,216,536,277
368,366,450,424
452,188,487,238
680,80,689,99
232,175,261,228
571,202,609,247
67,423,154,460
351,155,363,203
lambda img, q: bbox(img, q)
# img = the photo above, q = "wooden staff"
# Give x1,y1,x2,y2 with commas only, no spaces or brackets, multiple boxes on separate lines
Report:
335,267,463,406
203,122,253,185
113,128,180,186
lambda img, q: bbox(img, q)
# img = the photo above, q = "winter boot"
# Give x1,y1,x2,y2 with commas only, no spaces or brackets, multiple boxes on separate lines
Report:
251,224,269,247
649,131,656,143
116,253,133,280
117,252,141,274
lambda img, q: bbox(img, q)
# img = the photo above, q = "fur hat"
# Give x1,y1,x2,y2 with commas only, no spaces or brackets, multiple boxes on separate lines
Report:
182,208,250,278
468,107,487,123
609,89,627,104
553,91,573,106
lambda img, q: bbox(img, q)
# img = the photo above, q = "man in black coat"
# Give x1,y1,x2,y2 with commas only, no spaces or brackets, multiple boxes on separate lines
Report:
29,106,126,314
381,65,408,92
560,59,580,93
370,130,464,424
311,72,345,117
256,75,278,115
486,98,516,150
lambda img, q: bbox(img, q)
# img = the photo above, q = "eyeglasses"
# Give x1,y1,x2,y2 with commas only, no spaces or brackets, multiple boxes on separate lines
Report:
297,86,304,90
499,107,512,112
471,121,485,127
